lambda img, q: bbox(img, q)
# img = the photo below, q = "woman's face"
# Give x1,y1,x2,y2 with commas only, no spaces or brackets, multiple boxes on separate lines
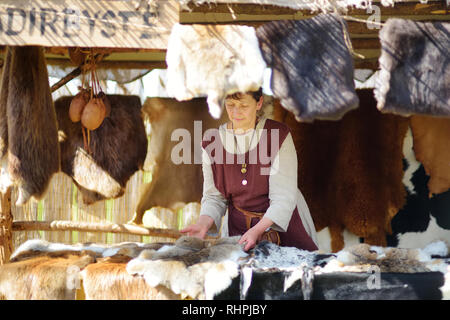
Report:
225,93,263,131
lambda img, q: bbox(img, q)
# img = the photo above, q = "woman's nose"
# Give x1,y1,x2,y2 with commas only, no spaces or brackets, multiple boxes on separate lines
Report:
229,108,239,115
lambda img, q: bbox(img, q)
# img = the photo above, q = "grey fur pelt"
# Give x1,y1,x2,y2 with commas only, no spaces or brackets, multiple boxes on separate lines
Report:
256,14,359,122
126,236,247,299
54,95,147,204
0,46,60,205
375,19,450,116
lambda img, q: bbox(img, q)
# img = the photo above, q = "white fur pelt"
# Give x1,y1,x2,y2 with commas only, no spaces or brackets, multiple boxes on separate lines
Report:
126,236,248,299
375,19,450,116
10,239,165,262
166,23,266,119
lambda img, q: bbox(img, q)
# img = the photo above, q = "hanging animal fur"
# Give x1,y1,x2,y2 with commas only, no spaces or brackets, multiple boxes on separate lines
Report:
0,47,11,158
0,48,12,195
55,94,147,204
375,19,450,116
0,46,60,205
166,23,266,119
256,14,359,122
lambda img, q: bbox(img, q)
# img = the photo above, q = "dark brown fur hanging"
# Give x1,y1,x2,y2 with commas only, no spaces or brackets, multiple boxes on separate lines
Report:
54,94,147,204
2,46,60,205
0,47,11,158
274,89,409,252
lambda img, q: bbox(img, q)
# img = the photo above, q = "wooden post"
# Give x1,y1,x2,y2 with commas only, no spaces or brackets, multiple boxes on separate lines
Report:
0,188,12,265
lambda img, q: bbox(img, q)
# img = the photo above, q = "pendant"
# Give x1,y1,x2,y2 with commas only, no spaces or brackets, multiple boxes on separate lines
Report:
241,167,247,174
242,179,248,186
241,163,247,174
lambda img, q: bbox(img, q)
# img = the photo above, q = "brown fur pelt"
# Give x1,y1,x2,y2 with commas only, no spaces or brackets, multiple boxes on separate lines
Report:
0,250,96,300
80,255,181,300
334,243,431,273
2,46,60,205
0,47,11,158
410,115,450,196
132,97,228,224
54,95,147,204
274,89,409,252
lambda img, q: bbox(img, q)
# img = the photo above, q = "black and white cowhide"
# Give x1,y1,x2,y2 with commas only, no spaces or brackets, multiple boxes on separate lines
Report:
387,128,450,249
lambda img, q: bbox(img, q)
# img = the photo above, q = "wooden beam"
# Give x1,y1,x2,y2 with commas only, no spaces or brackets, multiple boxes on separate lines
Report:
344,2,449,16
12,220,184,239
0,46,167,56
354,58,379,70
349,38,381,49
0,189,13,265
180,19,383,35
181,1,448,16
46,59,167,70
50,53,109,92
44,47,167,57
180,1,449,38
50,67,82,92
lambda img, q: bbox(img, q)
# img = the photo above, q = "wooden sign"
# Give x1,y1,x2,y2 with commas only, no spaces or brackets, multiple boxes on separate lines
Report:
0,0,179,49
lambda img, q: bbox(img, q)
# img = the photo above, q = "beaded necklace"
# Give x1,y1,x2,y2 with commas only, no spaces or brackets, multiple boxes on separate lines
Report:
231,119,258,186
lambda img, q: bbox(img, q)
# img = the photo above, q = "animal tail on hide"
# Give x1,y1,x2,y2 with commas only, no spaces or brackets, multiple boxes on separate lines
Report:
6,46,60,205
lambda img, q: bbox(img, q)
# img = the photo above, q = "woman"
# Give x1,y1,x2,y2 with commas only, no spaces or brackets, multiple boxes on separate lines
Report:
181,89,318,252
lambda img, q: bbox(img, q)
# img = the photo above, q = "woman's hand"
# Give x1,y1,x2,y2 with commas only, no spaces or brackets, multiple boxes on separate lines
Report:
180,223,208,239
239,227,262,251
239,217,274,251
180,215,214,239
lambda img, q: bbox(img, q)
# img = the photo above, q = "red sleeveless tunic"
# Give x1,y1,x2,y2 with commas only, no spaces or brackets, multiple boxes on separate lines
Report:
202,119,317,251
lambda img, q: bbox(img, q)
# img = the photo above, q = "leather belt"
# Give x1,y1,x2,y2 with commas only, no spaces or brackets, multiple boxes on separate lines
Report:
234,204,281,246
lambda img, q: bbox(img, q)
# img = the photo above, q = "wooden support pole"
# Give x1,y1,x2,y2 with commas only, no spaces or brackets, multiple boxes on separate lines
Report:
47,59,167,70
0,188,13,265
50,67,82,92
50,53,108,92
354,58,379,70
12,220,183,239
